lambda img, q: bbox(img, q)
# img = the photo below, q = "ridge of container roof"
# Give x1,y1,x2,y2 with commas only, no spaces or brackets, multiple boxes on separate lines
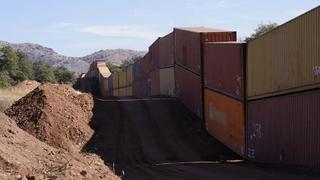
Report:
205,41,245,44
174,26,234,33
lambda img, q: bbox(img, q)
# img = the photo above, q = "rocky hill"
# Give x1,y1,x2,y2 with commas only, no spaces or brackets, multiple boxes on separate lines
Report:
0,40,145,75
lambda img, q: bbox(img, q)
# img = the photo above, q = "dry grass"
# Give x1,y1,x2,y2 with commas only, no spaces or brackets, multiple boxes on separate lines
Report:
0,89,27,112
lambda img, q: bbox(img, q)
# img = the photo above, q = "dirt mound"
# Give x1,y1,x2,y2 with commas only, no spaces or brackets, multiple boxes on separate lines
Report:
9,80,40,93
5,83,94,152
0,112,119,179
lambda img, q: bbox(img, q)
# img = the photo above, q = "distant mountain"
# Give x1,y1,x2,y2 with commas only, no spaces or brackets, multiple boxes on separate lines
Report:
0,40,146,75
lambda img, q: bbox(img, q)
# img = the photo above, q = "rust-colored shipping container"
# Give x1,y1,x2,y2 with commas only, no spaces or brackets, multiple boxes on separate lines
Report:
175,65,202,118
159,67,175,96
174,27,237,75
159,32,174,68
140,52,151,80
150,69,160,96
247,6,320,99
247,89,320,168
149,38,160,71
204,89,245,156
204,42,245,100
133,80,150,98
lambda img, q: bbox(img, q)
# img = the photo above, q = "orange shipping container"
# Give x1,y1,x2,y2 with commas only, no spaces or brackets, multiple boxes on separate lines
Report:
204,89,245,156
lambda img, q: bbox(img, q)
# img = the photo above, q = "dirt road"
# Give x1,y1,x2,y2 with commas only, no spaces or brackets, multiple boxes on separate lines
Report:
83,98,320,179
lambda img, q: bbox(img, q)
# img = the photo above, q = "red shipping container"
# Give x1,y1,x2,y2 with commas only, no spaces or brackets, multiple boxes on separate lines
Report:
247,89,320,168
175,65,202,118
204,42,245,100
159,32,174,68
140,52,151,80
150,69,160,96
149,38,160,71
174,27,236,75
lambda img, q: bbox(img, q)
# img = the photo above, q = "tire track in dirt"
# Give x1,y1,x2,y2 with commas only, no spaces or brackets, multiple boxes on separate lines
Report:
83,98,320,180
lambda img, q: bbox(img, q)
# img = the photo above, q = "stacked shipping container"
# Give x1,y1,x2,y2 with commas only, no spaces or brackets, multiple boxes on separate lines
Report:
203,42,245,156
82,6,320,168
246,6,320,168
174,27,237,119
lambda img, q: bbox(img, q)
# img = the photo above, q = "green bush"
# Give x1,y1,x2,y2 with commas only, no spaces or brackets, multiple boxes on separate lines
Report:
0,46,77,87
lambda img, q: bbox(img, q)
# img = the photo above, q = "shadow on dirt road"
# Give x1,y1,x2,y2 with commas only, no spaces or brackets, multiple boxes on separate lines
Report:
83,98,320,180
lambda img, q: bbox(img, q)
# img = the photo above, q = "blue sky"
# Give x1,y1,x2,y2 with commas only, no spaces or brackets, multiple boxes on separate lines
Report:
0,0,318,56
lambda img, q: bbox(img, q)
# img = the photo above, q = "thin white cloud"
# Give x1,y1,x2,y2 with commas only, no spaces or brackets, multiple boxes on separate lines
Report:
77,25,165,39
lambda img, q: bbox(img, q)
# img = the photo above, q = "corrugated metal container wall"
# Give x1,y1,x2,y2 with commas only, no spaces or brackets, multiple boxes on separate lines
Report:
126,65,133,86
174,28,237,75
133,60,141,81
133,80,150,98
175,29,201,74
112,73,119,90
108,77,113,96
175,65,202,118
159,32,174,68
247,6,320,99
247,89,320,168
140,53,151,80
113,89,119,97
99,74,108,97
149,38,160,71
119,70,127,88
159,67,175,96
204,42,245,100
133,81,140,97
204,89,245,156
150,69,160,96
117,87,124,96
126,86,133,96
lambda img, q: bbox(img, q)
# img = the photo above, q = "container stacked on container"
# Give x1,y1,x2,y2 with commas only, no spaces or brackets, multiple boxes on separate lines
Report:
149,32,176,97
133,53,151,98
203,42,246,156
174,27,236,119
246,6,320,168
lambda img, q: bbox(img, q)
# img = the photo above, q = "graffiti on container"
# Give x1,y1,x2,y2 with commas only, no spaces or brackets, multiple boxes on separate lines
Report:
247,148,255,159
249,123,262,140
313,66,320,77
209,103,227,125
235,75,242,95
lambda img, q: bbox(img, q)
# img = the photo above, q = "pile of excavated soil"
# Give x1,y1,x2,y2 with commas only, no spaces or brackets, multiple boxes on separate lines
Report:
9,80,40,94
0,112,119,180
5,83,94,152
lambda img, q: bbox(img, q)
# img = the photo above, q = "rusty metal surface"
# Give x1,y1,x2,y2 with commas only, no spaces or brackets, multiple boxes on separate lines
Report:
204,42,245,100
204,89,245,156
174,28,237,75
150,69,160,96
247,89,320,168
159,32,174,68
175,65,202,118
149,38,160,71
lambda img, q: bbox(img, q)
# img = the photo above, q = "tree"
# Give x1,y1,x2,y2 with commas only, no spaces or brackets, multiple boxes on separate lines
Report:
32,61,56,83
17,51,33,80
54,66,76,84
245,23,278,42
